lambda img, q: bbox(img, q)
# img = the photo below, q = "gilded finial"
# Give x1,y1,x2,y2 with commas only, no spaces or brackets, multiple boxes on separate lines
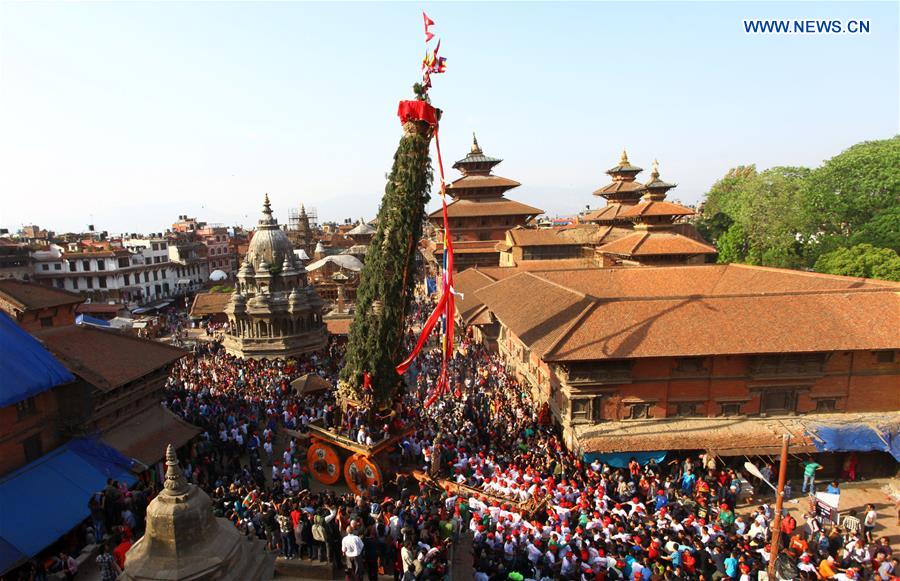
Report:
651,159,660,177
471,132,482,154
620,149,629,164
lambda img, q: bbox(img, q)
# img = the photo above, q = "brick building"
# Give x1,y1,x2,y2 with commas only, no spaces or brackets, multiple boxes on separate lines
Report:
466,264,900,456
0,313,76,476
429,136,543,269
32,324,198,467
197,224,234,277
0,279,84,332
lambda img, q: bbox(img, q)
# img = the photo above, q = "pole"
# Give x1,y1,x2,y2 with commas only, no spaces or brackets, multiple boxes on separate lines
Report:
767,433,791,580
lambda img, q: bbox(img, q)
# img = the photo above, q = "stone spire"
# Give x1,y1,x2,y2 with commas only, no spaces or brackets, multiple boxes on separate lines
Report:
259,193,276,226
162,444,189,496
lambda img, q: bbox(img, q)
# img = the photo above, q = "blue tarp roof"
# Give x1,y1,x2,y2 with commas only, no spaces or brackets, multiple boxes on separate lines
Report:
0,312,75,407
75,314,110,328
0,439,135,574
807,422,900,462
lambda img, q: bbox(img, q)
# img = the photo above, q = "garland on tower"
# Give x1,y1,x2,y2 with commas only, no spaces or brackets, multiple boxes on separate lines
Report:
395,13,457,408
338,13,450,409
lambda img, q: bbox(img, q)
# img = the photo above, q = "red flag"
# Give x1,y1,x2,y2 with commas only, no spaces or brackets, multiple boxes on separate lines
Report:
423,12,435,43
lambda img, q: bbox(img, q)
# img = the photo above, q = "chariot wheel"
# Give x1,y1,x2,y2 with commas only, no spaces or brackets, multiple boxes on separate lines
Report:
306,440,341,485
344,453,383,496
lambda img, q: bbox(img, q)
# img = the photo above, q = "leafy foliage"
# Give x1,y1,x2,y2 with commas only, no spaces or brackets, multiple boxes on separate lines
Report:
698,136,899,280
339,104,433,407
813,244,900,281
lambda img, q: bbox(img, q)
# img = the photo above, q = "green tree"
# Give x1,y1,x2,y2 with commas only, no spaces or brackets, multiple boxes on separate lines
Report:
716,222,748,264
339,85,435,408
805,136,900,242
813,243,900,281
848,206,900,251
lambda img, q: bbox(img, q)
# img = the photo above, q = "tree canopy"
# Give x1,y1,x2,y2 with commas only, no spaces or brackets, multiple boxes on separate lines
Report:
696,136,899,280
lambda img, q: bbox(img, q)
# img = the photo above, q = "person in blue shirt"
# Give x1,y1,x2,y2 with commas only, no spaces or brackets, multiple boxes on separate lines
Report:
724,550,739,578
655,489,669,512
826,480,841,495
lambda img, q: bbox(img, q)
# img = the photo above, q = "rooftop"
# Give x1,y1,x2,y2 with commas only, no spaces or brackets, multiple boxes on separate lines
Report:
428,198,544,219
595,230,717,257
472,264,900,362
618,200,695,219
0,279,84,311
33,325,187,391
189,292,233,317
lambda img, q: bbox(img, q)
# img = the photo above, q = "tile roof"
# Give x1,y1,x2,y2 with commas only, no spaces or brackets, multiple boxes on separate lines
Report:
575,416,817,455
507,225,632,247
0,279,84,311
325,318,352,335
582,204,630,222
474,272,594,357
100,404,201,466
473,264,900,362
596,230,717,256
547,290,900,361
454,269,502,324
189,292,233,317
429,198,544,219
618,200,695,218
448,174,521,191
575,412,900,456
32,326,187,391
592,181,644,197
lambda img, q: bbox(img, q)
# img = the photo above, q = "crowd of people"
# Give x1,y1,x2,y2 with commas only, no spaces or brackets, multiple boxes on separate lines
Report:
19,292,893,581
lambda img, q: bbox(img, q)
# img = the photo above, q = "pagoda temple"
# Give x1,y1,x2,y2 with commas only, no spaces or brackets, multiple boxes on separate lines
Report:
595,160,717,266
583,150,647,226
222,195,328,359
428,135,543,269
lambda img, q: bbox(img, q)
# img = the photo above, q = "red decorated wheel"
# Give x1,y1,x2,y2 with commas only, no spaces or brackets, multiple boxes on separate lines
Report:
344,453,383,496
307,441,341,485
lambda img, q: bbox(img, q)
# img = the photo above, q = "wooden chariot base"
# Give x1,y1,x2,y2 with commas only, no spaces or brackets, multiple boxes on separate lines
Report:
411,470,549,517
305,419,416,495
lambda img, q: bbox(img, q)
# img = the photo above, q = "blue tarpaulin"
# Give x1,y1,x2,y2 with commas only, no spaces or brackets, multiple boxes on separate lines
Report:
0,439,135,574
582,451,668,469
75,314,110,328
0,312,74,408
807,423,900,462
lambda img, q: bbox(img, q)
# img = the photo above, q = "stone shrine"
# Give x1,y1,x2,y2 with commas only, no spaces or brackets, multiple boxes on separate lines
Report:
223,194,328,359
120,445,274,580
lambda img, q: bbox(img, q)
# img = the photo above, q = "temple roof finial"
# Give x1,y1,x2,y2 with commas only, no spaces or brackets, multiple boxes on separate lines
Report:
651,159,660,178
620,149,629,164
471,132,482,154
162,444,189,495
263,193,272,216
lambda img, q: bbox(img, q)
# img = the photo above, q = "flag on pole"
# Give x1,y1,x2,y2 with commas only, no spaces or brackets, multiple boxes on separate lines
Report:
423,12,435,43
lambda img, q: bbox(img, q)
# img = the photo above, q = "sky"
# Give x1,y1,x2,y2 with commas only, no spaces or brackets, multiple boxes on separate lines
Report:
0,1,897,234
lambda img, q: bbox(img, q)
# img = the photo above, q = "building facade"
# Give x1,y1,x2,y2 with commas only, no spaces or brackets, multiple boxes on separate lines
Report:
469,264,900,456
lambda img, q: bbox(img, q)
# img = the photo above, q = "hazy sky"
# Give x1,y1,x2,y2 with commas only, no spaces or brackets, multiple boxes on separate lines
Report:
1,1,897,234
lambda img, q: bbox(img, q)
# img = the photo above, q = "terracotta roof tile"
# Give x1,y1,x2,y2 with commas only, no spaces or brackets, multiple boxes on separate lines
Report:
454,269,501,324
33,325,187,391
189,292,232,317
596,231,717,256
473,264,900,362
325,318,352,335
592,181,644,197
548,290,900,361
429,198,544,219
474,273,593,357
618,200,695,218
0,279,84,310
448,174,521,191
101,404,201,465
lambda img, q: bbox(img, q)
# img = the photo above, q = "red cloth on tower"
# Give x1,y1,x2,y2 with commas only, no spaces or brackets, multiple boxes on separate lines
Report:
397,100,438,126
